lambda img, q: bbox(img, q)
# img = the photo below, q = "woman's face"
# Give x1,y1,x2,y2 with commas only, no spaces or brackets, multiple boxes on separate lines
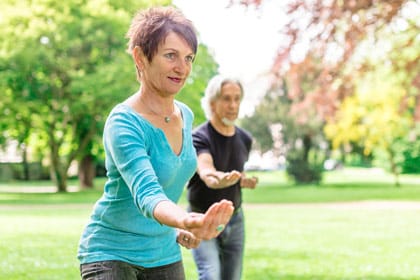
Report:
211,82,242,126
140,32,195,97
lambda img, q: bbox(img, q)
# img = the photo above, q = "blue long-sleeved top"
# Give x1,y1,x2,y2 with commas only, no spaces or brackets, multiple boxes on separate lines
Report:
77,101,197,268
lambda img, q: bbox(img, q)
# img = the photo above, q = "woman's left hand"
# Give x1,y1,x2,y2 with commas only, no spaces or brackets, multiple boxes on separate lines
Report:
176,229,201,249
183,199,234,240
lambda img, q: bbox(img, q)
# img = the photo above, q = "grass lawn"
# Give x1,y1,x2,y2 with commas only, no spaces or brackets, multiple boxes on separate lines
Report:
241,205,420,279
1,168,420,279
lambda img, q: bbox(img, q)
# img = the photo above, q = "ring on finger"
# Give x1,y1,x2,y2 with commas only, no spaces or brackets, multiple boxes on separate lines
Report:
216,224,225,232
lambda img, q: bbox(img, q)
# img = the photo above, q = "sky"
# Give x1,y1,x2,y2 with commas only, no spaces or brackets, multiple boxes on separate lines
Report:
173,0,288,116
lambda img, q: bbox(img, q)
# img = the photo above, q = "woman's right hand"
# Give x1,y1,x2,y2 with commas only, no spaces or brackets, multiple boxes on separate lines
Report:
183,199,234,240
176,229,201,249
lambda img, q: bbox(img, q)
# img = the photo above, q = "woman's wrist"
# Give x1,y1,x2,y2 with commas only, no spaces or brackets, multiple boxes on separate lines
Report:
180,213,191,230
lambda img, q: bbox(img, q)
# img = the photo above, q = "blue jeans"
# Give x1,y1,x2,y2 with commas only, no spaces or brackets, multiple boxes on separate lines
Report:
192,209,245,280
80,260,185,280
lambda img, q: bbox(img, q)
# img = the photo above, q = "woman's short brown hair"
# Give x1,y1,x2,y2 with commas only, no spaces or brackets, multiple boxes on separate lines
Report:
126,6,198,62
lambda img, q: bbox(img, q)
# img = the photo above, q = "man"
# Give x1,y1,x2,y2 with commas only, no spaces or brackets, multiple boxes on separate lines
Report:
187,75,259,280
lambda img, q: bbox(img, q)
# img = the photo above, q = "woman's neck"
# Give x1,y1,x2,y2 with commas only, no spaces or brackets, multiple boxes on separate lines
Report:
137,86,173,109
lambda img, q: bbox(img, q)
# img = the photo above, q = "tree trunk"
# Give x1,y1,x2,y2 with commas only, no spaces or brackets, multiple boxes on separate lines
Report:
49,146,68,192
51,165,68,192
21,144,30,180
302,134,312,162
78,155,95,189
388,148,400,187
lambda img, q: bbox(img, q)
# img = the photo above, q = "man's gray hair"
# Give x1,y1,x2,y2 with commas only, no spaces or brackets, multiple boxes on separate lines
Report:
201,74,244,120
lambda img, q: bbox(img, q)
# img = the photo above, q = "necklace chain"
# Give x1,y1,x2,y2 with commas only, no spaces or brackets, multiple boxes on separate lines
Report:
139,96,175,123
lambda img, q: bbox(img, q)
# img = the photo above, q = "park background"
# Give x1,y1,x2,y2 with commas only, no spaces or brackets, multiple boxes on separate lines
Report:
1,0,420,279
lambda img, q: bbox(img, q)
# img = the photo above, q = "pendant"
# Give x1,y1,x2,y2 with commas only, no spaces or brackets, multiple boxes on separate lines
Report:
164,116,171,123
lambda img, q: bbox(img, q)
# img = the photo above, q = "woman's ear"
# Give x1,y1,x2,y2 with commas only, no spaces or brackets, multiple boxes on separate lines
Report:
133,46,145,70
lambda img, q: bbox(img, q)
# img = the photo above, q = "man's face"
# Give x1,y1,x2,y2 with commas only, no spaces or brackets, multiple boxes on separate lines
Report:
211,82,242,126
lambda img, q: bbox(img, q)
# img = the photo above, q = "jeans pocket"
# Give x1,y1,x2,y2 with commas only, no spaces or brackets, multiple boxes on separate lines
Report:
80,261,113,280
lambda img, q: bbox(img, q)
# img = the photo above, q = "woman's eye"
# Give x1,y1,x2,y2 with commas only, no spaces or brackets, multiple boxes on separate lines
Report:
185,55,194,63
164,53,175,59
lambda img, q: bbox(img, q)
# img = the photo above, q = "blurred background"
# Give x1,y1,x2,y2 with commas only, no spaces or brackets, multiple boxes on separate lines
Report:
1,0,419,191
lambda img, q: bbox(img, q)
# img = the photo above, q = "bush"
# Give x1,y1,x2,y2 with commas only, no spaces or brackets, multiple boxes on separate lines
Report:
401,142,420,174
0,163,14,181
0,162,49,181
286,157,323,184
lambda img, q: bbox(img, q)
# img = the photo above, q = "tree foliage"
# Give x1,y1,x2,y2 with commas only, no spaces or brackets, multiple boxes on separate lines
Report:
0,0,218,191
325,69,413,185
0,0,142,191
239,0,419,120
241,79,326,184
236,0,420,181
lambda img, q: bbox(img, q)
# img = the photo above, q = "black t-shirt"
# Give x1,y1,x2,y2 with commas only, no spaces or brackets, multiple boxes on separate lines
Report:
187,121,252,212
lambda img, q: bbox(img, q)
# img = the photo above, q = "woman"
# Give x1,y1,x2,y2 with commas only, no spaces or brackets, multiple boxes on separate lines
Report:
77,7,234,280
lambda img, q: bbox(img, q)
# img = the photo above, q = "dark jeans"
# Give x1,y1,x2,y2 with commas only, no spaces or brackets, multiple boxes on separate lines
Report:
80,260,185,280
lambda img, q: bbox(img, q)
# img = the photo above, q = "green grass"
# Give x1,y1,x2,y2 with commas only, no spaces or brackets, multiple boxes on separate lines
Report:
1,168,420,279
0,207,88,279
241,168,420,203
239,206,420,280
1,168,420,205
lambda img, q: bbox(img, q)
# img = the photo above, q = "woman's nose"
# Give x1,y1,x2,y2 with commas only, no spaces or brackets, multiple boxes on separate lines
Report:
174,58,190,75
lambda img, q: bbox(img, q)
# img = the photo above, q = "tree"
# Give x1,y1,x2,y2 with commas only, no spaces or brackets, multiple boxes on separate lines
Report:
325,70,413,186
238,0,416,119
241,79,325,184
0,73,34,179
0,0,219,191
323,3,420,183
236,0,420,179
0,0,168,191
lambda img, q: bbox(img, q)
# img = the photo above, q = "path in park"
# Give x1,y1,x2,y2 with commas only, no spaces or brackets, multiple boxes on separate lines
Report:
0,185,80,193
1,185,420,210
243,200,420,210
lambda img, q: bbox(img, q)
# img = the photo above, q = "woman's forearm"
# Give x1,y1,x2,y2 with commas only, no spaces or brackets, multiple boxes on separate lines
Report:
153,200,189,229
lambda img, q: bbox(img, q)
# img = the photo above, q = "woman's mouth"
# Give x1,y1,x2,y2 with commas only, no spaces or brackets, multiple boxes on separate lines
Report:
169,77,183,84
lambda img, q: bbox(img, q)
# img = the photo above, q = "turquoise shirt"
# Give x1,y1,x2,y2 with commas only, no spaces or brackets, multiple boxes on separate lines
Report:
77,101,197,268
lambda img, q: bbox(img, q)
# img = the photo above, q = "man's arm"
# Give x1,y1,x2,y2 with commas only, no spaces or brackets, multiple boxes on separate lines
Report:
196,152,242,189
